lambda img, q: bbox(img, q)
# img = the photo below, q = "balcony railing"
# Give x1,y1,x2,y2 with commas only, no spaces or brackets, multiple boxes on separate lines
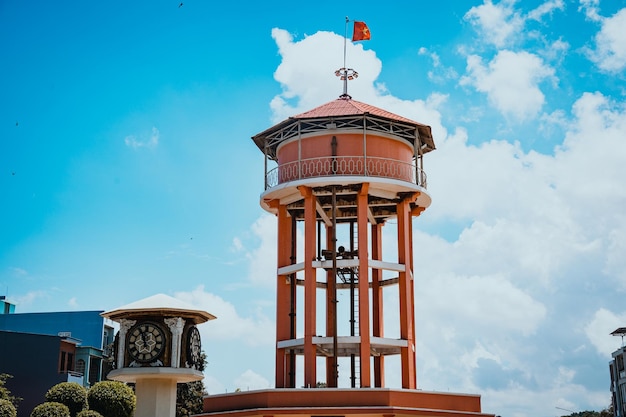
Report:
265,156,427,190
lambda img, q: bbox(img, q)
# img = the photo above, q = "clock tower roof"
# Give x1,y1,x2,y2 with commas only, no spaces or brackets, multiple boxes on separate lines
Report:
102,293,216,324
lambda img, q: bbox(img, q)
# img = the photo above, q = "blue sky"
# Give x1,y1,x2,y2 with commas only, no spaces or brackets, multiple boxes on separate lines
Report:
2,1,626,416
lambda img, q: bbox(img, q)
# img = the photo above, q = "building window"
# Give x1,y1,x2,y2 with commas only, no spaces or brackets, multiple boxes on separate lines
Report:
76,359,85,375
59,352,66,373
89,357,101,385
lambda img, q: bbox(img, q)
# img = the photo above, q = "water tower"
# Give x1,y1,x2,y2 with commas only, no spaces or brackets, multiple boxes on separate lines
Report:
201,81,494,417
253,89,434,390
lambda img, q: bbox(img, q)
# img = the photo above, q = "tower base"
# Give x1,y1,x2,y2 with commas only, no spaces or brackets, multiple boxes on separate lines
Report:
200,388,495,417
108,368,203,417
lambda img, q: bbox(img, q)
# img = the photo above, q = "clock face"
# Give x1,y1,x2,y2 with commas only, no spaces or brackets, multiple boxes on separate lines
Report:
127,322,165,363
187,326,201,366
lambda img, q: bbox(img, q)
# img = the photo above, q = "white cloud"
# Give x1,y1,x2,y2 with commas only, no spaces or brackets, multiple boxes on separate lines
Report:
13,290,47,307
579,0,602,22
233,369,271,391
124,126,159,149
419,272,546,336
585,308,626,357
174,285,274,347
203,375,225,395
231,237,243,252
460,50,556,120
586,8,626,73
245,214,277,287
464,0,525,48
527,0,565,21
418,47,459,84
270,28,374,122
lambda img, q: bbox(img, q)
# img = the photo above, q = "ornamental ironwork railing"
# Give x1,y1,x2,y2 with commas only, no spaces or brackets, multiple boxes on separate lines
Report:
265,156,427,189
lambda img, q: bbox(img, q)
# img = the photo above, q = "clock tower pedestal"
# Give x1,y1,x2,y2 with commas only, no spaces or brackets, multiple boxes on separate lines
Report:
102,294,216,417
108,368,203,417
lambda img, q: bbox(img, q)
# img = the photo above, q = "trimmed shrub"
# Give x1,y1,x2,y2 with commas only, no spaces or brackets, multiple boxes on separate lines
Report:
30,402,70,417
0,399,17,417
46,382,87,417
76,410,103,417
87,381,135,417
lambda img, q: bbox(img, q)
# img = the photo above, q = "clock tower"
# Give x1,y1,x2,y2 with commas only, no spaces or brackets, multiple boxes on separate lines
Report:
102,294,215,417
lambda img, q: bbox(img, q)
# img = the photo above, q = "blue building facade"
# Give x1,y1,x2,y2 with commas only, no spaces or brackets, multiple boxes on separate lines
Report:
0,299,115,417
0,309,112,349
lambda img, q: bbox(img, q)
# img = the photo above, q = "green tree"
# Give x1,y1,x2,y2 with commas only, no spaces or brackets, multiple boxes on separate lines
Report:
560,407,614,417
0,399,17,417
176,352,207,417
76,410,103,417
45,382,88,417
0,374,20,409
30,402,70,417
87,381,135,417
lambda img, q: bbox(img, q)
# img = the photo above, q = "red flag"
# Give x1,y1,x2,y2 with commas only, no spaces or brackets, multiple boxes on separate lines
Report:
352,21,370,41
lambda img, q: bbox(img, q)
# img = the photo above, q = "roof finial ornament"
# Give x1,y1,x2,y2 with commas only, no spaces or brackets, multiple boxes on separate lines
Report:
335,67,358,100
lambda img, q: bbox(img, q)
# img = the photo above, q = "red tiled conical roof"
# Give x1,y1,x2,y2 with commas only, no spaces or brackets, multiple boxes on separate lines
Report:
293,98,420,125
252,97,435,157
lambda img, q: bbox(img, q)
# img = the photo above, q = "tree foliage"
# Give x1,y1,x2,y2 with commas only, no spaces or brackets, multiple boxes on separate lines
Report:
0,374,20,409
0,399,17,417
176,351,207,417
30,402,70,417
45,382,88,417
87,381,135,417
560,406,613,417
76,410,103,417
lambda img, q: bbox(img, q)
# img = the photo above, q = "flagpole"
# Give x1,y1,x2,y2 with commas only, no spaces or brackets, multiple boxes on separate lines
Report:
336,16,358,99
344,16,348,71
343,16,349,98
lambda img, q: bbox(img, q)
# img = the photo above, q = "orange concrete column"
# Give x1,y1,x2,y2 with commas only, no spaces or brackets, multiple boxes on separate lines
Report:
299,186,317,388
397,198,416,389
408,209,417,386
371,222,385,387
275,202,293,388
357,184,371,388
325,224,337,387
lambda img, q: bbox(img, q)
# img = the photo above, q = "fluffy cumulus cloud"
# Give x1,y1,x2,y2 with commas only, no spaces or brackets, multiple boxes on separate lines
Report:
585,309,626,356
464,0,525,48
464,0,565,48
527,0,565,21
234,369,271,391
174,285,274,346
174,286,275,392
460,50,556,121
587,7,626,73
229,12,626,415
423,94,625,415
245,215,278,287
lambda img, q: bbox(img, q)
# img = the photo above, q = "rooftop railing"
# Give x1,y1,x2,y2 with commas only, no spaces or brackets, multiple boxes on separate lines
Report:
265,156,427,190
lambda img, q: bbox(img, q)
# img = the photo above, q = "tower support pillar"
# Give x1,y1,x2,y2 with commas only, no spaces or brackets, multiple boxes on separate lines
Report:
275,202,294,388
398,197,416,389
371,222,384,387
357,184,371,388
300,186,317,388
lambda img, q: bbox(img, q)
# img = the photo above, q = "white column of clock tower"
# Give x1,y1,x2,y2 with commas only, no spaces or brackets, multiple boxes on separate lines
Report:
165,317,185,367
134,377,178,417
